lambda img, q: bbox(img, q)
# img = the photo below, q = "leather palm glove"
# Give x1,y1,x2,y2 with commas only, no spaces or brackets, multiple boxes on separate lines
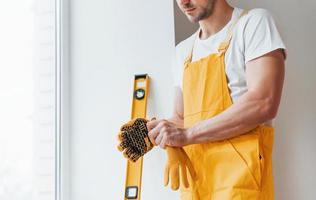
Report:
117,118,154,162
164,147,198,190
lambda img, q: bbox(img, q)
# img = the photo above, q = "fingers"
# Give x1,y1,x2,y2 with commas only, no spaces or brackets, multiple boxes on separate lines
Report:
122,148,129,158
146,118,160,131
178,147,197,181
159,134,167,149
164,147,196,191
122,147,141,162
155,132,163,147
117,130,126,153
117,131,129,152
170,166,180,190
164,165,170,186
147,119,181,148
117,132,123,141
148,121,167,145
117,144,124,151
117,130,129,142
180,164,189,188
120,119,135,131
184,156,198,181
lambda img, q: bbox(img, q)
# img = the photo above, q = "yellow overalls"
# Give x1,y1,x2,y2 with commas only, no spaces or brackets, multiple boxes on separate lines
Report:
181,10,274,200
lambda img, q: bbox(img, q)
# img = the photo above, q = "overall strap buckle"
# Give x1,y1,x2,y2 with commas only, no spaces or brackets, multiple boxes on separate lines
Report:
217,10,249,56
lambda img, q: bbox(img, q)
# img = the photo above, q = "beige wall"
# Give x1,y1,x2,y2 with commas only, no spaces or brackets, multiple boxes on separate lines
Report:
173,1,199,44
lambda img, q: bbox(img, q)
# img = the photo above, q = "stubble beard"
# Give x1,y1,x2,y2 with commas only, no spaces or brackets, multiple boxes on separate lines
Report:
186,0,217,23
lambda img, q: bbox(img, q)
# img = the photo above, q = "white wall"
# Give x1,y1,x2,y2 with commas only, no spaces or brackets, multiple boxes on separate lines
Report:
68,0,178,199
173,1,316,199
254,1,316,199
67,0,316,199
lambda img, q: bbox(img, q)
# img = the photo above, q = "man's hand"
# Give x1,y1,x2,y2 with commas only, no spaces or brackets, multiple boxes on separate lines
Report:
147,119,191,149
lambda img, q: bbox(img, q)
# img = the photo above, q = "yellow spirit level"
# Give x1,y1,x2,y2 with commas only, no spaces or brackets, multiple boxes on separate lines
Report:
124,74,149,200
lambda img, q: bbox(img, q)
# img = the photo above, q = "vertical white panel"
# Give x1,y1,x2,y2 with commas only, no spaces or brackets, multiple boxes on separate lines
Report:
0,0,57,199
68,0,177,199
33,0,56,199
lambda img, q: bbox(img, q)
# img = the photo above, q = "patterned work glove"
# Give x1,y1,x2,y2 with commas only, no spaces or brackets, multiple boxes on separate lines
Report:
117,118,154,162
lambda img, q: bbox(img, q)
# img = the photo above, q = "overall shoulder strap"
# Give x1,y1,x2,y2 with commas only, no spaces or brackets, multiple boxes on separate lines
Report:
218,10,248,54
184,31,199,65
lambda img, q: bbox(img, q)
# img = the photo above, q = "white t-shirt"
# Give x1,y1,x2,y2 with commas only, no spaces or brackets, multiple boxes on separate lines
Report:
173,7,286,104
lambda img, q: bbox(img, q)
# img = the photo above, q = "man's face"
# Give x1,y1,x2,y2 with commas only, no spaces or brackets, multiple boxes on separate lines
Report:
176,0,217,23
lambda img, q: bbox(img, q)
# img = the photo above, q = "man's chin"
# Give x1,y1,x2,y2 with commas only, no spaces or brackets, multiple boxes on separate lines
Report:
186,15,199,23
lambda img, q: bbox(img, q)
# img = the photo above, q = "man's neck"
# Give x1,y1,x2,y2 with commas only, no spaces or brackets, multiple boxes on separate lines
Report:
199,3,234,40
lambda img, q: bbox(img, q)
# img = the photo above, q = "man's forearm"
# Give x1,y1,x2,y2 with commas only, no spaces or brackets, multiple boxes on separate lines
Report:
187,90,277,144
168,116,184,129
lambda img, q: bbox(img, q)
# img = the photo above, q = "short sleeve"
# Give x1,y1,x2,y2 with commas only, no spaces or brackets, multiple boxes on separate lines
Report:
244,9,286,63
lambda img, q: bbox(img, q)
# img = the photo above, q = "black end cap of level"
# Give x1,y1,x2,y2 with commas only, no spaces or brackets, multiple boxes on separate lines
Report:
134,74,148,80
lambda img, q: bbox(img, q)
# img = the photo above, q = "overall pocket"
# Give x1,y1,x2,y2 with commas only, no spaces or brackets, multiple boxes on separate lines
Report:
208,130,262,193
227,131,262,190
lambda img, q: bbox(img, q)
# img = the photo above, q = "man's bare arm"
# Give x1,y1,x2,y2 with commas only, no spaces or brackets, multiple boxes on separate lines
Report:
147,49,285,148
188,49,285,144
168,87,184,128
147,87,186,147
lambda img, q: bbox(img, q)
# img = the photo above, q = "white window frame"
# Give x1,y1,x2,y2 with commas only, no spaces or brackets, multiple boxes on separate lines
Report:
55,0,69,199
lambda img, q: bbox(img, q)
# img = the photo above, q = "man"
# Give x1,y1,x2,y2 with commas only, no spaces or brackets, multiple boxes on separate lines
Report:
147,0,286,199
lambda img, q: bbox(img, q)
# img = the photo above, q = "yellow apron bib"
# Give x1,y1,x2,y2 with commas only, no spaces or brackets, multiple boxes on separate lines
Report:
181,10,274,200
